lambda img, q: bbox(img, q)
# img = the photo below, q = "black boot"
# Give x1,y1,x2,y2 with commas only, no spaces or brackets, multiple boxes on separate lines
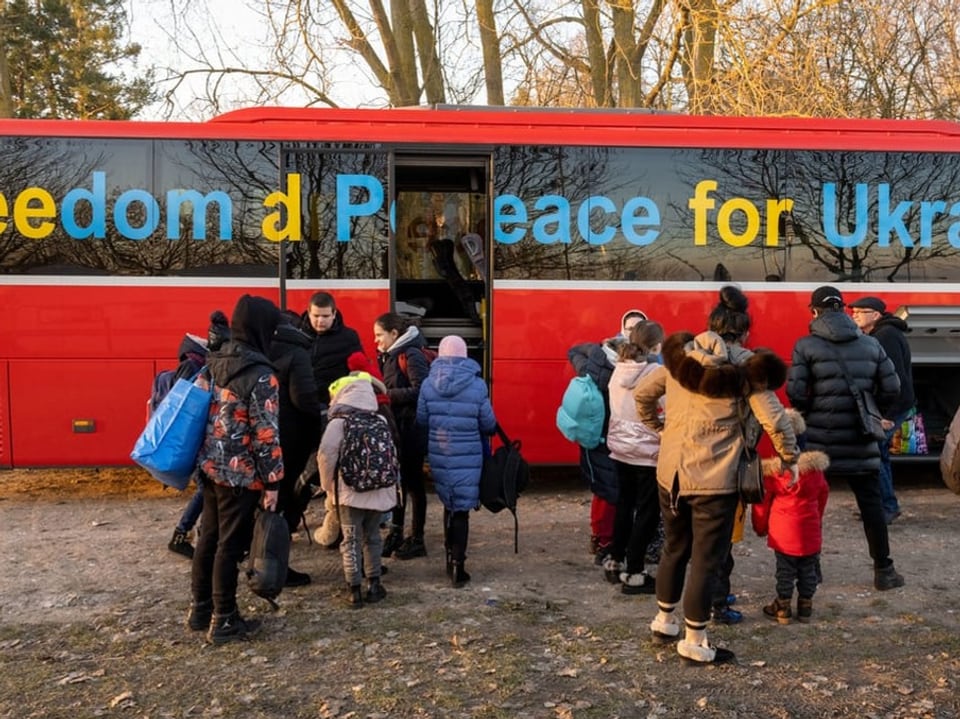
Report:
168,529,194,559
445,547,454,578
186,599,212,631
451,561,471,588
366,578,387,603
874,563,905,591
382,526,403,558
344,584,363,609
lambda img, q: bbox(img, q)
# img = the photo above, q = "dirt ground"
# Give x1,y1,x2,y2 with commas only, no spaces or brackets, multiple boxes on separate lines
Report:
1,466,960,719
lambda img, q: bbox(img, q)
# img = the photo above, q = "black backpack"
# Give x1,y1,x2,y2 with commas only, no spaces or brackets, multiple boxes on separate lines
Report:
338,411,399,492
479,424,530,553
246,510,291,609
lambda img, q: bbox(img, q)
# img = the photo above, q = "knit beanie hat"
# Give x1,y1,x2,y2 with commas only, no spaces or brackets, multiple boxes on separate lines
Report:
438,335,468,358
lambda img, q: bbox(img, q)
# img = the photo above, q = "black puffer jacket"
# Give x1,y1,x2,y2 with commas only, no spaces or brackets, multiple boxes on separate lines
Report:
787,311,900,474
300,310,364,404
871,315,915,419
567,337,624,505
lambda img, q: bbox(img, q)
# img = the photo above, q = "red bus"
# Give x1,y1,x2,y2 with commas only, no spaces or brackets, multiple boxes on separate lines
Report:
2,107,959,468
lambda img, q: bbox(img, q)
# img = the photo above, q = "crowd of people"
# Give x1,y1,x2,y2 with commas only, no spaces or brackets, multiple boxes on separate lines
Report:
161,284,913,657
569,284,910,665
160,291,494,644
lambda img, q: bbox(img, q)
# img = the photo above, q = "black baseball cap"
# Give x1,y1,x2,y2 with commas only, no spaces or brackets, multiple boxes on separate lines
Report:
809,286,845,309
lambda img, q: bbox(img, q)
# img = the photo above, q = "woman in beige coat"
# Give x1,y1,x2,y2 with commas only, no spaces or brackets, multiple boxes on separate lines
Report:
633,286,799,665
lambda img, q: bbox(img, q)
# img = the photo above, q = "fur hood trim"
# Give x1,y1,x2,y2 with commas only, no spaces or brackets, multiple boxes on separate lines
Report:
761,450,830,476
662,331,788,399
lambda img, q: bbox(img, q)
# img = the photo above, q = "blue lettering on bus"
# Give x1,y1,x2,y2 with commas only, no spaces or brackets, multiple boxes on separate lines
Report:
337,174,384,241
9,170,960,250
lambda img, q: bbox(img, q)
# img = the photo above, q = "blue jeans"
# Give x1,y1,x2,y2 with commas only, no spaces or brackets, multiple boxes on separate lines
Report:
176,480,204,533
878,410,910,517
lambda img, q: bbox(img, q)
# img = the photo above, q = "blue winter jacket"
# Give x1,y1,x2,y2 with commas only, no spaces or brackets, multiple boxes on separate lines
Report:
416,356,497,512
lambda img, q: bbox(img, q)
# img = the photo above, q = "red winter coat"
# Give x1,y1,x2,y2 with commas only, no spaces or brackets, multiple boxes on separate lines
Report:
751,451,830,557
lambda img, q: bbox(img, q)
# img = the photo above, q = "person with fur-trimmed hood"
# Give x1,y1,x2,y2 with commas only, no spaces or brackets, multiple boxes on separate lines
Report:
633,286,799,666
752,409,829,625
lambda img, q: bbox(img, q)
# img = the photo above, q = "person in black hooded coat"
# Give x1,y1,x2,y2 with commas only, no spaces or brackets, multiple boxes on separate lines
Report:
268,312,326,545
188,295,283,645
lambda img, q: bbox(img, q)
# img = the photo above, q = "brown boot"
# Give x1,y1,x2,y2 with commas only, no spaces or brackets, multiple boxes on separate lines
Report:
762,597,792,624
796,597,813,623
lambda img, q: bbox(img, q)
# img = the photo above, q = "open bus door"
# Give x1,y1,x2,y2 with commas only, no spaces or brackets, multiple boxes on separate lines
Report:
391,156,492,378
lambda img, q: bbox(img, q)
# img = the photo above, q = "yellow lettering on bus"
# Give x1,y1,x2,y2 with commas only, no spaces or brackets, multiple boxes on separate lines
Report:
263,173,302,242
0,192,7,234
717,198,760,247
765,198,794,246
14,187,55,239
689,180,717,246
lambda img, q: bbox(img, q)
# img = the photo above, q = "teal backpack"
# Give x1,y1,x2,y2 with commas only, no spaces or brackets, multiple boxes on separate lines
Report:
556,374,605,449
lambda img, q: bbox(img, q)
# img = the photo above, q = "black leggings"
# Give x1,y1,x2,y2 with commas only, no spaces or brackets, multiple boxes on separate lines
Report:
611,461,660,573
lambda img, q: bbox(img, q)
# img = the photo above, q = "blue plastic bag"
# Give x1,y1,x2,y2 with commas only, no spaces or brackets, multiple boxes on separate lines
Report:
131,373,212,490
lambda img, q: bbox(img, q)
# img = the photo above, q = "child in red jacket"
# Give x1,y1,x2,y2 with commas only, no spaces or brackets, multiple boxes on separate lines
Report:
752,409,829,624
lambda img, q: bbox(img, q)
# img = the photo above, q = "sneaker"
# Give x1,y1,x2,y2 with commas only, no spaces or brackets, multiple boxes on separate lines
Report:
206,611,261,645
620,571,656,595
168,529,194,559
650,616,680,644
874,564,905,591
285,567,312,587
762,597,792,624
885,510,902,525
394,536,427,560
678,639,736,665
186,600,212,631
602,556,624,584
711,605,743,625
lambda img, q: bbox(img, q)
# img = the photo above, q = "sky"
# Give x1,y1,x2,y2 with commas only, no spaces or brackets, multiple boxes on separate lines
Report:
125,0,379,121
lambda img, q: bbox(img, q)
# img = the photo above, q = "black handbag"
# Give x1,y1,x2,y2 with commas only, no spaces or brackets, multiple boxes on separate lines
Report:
823,343,886,441
736,406,764,504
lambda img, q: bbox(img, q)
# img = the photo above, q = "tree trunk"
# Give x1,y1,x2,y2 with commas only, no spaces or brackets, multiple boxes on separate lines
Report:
408,0,445,105
476,0,504,105
680,0,719,114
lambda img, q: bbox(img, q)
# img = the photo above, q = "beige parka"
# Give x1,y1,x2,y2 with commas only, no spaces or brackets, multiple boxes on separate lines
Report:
633,331,799,499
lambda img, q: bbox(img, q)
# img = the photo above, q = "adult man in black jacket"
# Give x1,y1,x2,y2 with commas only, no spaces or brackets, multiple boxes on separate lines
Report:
300,291,364,405
849,296,915,524
296,291,366,518
787,286,904,591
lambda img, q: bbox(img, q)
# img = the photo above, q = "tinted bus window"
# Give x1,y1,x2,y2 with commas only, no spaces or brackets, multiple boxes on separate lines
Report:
492,145,960,283
282,146,389,280
0,137,283,276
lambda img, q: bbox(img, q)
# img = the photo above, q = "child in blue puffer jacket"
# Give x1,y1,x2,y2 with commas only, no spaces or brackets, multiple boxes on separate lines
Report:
416,335,497,587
